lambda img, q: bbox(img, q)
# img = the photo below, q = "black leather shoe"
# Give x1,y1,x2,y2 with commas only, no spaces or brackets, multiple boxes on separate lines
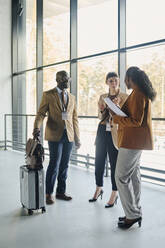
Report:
118,216,126,221
56,193,72,201
105,196,118,208
118,217,142,229
89,190,104,202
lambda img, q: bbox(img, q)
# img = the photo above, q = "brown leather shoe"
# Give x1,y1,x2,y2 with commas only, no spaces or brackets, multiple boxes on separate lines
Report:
56,193,72,201
46,194,54,205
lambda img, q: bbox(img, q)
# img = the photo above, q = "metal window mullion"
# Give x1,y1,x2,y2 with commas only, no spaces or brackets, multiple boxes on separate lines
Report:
36,0,43,142
12,0,18,118
12,37,165,76
36,0,43,110
118,0,126,92
12,0,26,114
70,0,78,162
12,0,18,75
70,0,78,100
12,0,26,151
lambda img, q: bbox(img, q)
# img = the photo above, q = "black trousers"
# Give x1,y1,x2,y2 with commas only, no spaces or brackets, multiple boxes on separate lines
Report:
95,124,118,190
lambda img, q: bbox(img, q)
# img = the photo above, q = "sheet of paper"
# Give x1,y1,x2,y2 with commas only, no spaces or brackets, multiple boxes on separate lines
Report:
104,97,127,117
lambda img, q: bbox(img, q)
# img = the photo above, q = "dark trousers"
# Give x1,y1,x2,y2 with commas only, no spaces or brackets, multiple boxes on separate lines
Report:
46,130,73,194
95,124,118,190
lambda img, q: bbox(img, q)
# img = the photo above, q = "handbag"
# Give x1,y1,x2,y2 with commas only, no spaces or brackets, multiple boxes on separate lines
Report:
25,137,44,170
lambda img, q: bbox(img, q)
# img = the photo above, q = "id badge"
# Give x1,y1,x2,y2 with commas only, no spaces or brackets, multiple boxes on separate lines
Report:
62,111,68,120
106,122,111,131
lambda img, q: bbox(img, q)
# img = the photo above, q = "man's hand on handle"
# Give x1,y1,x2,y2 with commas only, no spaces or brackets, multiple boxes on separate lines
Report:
32,128,40,138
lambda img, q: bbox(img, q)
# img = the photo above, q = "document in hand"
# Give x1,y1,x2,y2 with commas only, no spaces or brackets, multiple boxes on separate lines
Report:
104,97,127,117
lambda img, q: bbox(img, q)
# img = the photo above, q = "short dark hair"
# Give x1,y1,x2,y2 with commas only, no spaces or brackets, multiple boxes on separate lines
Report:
126,66,156,101
106,72,118,81
56,70,69,83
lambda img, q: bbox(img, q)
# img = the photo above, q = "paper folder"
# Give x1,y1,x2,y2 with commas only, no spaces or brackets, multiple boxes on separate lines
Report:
104,97,127,117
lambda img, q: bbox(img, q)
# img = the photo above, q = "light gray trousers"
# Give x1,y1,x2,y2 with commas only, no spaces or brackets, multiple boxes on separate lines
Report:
115,148,142,219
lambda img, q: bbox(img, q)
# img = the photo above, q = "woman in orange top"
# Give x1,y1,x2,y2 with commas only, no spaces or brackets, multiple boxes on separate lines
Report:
112,66,156,229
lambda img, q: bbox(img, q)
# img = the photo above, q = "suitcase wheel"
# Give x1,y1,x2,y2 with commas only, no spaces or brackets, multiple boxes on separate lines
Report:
28,209,33,215
42,207,46,213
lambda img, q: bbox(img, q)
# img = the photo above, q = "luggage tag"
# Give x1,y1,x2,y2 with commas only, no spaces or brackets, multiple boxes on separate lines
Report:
62,111,68,120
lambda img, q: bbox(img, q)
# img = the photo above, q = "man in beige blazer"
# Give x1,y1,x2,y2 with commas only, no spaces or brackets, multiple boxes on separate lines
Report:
33,71,81,204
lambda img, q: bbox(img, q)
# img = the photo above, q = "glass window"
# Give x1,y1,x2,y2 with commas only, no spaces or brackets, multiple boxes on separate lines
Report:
78,53,118,116
26,0,36,69
127,45,165,119
13,74,26,113
126,0,165,46
12,72,36,142
78,118,99,157
26,71,36,114
12,75,26,149
43,0,70,65
43,63,70,91
127,45,165,174
78,0,118,57
152,120,165,151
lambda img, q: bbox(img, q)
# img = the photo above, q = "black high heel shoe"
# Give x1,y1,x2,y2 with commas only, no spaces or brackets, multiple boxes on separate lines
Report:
118,217,142,229
105,196,118,208
89,190,104,202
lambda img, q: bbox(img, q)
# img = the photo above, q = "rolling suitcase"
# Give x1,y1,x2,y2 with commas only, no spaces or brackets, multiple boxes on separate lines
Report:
20,165,46,215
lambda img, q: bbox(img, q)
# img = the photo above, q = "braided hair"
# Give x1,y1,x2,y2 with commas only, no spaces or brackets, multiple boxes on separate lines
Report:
126,66,156,101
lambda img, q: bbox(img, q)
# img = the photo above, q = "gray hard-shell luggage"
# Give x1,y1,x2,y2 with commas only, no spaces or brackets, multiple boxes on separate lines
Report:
20,165,46,215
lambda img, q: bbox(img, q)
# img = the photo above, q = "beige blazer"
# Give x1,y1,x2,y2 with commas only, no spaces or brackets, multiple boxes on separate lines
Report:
98,92,128,149
34,88,80,143
113,87,153,150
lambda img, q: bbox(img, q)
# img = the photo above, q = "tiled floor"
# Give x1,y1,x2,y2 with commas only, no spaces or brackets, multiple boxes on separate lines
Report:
0,150,165,248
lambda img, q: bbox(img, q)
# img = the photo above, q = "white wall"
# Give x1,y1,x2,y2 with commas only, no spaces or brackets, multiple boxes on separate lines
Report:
0,0,11,143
